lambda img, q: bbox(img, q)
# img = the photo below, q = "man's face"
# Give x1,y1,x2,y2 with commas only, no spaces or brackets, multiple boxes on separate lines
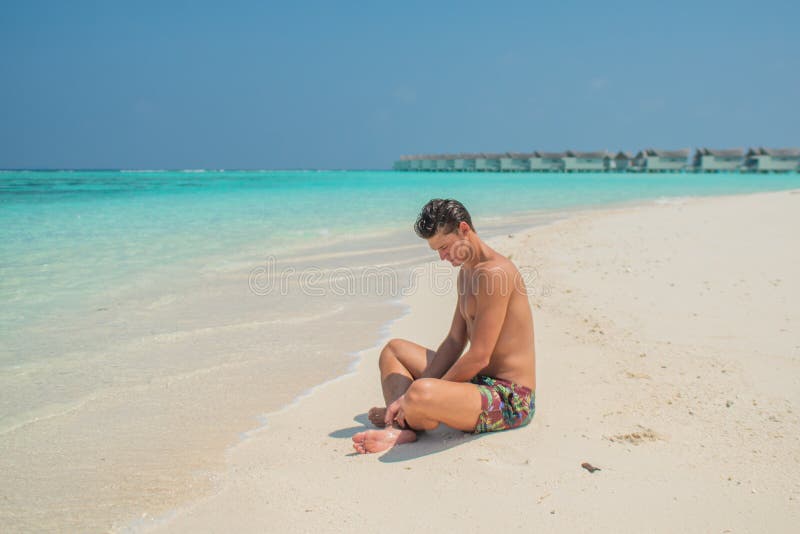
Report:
427,226,473,267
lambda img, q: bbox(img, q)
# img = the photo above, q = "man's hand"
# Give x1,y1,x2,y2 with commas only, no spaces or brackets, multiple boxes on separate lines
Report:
384,395,407,428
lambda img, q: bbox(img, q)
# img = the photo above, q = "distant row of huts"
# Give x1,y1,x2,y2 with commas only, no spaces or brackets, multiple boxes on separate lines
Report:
393,148,800,173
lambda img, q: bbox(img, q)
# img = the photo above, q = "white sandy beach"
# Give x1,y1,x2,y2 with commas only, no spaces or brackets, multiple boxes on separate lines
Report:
139,190,800,533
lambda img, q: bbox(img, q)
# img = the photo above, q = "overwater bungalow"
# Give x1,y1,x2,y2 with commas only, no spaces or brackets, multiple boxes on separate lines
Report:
613,151,634,171
397,156,414,171
563,151,608,172
480,153,503,172
634,149,690,172
461,154,477,171
442,155,456,171
470,153,488,172
419,156,436,171
693,148,744,172
448,153,463,171
500,152,532,172
528,151,566,171
744,148,800,173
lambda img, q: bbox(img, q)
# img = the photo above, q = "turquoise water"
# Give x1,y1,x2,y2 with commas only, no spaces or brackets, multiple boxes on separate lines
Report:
3,169,800,335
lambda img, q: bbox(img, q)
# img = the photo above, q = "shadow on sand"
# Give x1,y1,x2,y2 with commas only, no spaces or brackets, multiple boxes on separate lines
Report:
330,413,482,462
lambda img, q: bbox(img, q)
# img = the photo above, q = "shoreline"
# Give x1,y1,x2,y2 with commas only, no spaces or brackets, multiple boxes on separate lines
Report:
140,188,800,533
234,298,410,443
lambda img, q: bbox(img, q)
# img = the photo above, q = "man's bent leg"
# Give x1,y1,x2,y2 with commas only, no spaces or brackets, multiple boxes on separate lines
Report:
400,378,483,432
378,339,435,404
368,339,434,427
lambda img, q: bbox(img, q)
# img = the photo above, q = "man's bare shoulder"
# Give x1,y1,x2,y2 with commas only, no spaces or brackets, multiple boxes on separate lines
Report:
472,255,518,297
474,253,518,276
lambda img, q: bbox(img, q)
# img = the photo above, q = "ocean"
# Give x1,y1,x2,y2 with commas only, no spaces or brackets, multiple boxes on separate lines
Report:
2,169,800,531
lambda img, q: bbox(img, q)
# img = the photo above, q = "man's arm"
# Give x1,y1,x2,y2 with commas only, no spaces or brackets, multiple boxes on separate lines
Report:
422,300,468,379
441,264,511,383
384,298,468,427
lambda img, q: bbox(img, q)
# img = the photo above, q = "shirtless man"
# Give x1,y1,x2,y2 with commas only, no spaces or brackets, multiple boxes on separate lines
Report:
352,199,536,454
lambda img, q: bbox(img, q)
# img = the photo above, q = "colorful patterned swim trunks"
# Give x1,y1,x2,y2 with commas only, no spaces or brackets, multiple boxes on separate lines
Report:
470,375,535,434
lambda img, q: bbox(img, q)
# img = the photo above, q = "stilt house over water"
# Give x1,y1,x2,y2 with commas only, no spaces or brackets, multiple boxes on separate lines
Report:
613,152,634,171
632,149,690,172
744,148,800,173
529,152,566,171
562,151,608,172
693,148,745,172
393,147,799,173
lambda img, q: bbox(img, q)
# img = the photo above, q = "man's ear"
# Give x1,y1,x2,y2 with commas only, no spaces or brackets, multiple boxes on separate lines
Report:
459,221,471,235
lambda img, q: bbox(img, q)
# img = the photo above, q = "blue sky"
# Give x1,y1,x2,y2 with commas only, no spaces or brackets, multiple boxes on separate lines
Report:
1,0,798,169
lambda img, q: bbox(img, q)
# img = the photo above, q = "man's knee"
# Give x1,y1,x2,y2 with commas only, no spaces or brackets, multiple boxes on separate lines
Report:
404,378,437,407
378,338,404,369
403,379,439,430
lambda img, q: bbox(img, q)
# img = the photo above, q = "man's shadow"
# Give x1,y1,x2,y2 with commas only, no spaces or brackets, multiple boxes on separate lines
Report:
330,413,481,462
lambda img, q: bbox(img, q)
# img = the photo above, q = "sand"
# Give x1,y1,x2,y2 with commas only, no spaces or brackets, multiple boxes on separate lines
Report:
140,190,800,533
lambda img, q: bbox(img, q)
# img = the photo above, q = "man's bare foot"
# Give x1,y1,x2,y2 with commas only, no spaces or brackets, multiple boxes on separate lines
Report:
352,427,417,454
368,406,387,427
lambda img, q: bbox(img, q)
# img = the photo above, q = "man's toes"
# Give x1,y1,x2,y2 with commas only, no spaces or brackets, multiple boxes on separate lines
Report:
362,434,387,453
360,437,374,452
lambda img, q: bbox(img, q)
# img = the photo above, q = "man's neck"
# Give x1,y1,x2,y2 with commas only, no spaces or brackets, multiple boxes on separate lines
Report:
462,235,491,269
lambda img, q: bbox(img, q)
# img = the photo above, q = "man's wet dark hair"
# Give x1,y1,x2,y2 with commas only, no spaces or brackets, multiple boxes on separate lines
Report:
414,199,475,239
